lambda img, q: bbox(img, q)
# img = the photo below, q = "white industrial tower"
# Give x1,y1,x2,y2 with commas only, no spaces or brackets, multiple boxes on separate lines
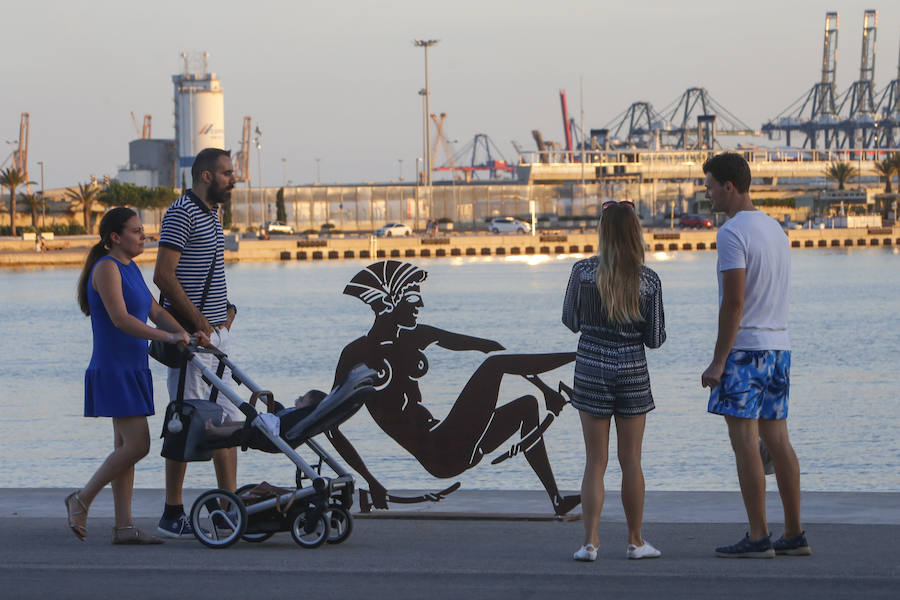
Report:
173,52,225,186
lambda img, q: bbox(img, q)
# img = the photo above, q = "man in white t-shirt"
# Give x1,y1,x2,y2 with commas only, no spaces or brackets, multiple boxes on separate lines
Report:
701,153,810,559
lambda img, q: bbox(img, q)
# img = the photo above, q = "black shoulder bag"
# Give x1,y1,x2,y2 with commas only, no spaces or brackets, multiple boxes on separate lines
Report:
149,259,216,368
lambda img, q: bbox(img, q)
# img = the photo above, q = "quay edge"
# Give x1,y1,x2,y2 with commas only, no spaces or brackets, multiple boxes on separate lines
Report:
1,226,898,267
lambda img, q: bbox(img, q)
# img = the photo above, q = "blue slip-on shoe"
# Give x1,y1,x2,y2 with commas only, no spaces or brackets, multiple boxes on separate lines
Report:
773,531,811,556
156,513,196,539
715,533,775,558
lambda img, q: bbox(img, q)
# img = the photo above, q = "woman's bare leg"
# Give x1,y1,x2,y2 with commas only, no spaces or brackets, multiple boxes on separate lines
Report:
580,411,611,548
80,416,150,528
615,413,647,547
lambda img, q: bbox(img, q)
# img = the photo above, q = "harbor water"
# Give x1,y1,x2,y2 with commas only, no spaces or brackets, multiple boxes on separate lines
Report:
1,248,898,493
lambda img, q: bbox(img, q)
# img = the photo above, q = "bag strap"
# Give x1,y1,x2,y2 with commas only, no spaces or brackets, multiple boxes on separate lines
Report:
208,357,227,404
176,356,188,403
163,259,217,401
158,257,217,321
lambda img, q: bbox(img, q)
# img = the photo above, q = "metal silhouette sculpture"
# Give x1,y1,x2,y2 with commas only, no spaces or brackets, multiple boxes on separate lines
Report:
326,260,580,515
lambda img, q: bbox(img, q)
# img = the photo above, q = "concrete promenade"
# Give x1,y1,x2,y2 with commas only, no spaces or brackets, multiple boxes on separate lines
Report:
3,488,898,599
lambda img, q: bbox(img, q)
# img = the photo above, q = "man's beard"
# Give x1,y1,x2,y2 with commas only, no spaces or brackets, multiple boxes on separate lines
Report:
208,179,232,205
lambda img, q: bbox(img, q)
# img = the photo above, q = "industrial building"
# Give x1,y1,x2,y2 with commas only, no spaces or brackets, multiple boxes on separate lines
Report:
117,52,224,188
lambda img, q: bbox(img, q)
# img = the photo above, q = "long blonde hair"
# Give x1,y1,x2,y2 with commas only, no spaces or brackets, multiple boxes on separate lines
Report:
595,203,645,324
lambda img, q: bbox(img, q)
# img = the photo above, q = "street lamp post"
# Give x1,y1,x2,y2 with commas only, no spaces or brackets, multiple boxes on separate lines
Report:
414,39,438,221
281,157,286,187
37,161,45,227
254,131,263,225
398,158,404,182
315,158,321,184
415,157,423,230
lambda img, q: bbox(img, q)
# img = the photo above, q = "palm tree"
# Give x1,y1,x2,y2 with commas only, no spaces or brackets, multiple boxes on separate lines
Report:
825,161,858,191
65,182,101,234
22,193,43,229
874,158,896,194
890,153,900,191
0,166,28,236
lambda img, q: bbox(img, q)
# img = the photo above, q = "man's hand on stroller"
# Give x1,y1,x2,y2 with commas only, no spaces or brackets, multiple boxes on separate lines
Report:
190,330,212,347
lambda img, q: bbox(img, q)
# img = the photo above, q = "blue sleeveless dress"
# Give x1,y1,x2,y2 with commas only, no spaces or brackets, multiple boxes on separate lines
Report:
84,256,155,417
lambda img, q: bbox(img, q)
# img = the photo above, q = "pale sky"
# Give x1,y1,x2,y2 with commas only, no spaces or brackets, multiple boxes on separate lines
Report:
3,0,898,189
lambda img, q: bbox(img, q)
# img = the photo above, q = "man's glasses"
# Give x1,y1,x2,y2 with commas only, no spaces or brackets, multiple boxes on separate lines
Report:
602,200,635,211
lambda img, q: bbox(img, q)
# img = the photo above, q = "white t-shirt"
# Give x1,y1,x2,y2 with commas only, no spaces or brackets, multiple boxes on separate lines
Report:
716,210,790,351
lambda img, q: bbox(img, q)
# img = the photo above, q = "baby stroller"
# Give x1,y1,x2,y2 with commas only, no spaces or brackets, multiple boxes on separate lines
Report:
160,342,376,549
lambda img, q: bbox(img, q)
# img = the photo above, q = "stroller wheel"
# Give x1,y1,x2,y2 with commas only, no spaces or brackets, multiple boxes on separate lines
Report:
290,511,329,549
325,506,353,544
190,489,247,549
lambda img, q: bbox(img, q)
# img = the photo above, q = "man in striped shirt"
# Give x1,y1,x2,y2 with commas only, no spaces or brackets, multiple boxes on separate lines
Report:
153,148,239,538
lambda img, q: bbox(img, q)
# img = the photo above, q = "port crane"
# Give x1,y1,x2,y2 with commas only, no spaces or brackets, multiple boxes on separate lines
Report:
429,113,460,180
836,9,878,148
130,112,152,139
233,116,252,182
876,41,900,147
762,11,840,148
601,88,755,150
763,9,896,150
433,133,515,180
1,113,30,191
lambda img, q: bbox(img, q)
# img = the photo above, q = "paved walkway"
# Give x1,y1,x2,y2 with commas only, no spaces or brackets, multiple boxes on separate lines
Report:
3,489,898,599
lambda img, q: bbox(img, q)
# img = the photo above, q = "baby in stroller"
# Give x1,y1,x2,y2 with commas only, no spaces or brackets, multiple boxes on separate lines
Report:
204,389,328,453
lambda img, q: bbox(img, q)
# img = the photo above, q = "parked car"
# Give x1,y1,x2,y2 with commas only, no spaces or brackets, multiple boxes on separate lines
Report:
489,217,531,234
679,214,714,228
375,222,412,237
258,221,295,238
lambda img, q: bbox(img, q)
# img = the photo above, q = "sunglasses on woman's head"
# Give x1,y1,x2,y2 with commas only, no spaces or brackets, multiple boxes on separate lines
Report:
602,200,635,211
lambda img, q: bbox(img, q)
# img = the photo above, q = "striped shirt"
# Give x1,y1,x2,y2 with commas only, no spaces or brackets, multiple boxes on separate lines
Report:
562,258,665,349
158,190,228,325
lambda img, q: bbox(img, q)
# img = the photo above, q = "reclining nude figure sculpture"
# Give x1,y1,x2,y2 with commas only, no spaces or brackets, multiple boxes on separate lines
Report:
326,260,581,515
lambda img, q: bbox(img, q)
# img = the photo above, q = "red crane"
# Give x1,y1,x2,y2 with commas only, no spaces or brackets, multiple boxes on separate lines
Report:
559,90,573,152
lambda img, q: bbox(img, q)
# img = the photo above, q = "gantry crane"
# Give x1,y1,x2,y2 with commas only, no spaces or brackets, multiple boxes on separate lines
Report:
838,9,878,148
876,40,900,147
762,11,841,148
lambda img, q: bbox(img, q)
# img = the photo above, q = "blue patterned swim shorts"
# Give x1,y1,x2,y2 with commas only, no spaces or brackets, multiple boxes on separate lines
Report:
707,350,790,420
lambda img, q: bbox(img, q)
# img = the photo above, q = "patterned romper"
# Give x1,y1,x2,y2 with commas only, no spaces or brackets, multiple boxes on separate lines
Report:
561,258,666,418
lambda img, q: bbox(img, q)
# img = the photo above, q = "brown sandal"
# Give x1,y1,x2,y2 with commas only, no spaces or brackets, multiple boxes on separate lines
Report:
111,526,164,545
65,491,87,541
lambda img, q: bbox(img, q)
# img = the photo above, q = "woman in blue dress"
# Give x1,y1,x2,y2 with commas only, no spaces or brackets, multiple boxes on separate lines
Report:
65,207,205,544
562,201,666,561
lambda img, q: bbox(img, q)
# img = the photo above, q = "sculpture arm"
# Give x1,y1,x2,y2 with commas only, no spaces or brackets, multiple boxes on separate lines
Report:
418,325,504,353
325,426,388,509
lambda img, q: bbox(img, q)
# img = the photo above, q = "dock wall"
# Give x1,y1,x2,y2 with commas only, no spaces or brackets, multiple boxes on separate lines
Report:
3,227,896,267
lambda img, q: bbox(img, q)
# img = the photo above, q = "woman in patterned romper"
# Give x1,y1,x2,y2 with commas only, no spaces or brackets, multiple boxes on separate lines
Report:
562,201,666,561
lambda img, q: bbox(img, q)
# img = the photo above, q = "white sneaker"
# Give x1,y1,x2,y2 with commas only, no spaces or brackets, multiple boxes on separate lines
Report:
626,541,661,559
573,544,598,561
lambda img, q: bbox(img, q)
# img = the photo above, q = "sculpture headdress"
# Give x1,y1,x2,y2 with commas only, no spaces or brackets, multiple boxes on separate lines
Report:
344,260,428,315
